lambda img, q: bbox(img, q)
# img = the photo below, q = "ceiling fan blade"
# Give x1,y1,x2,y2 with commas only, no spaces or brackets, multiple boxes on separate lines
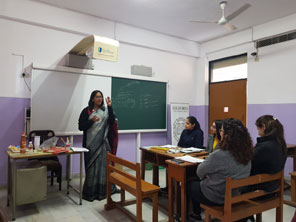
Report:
225,3,251,21
189,20,217,24
223,23,237,31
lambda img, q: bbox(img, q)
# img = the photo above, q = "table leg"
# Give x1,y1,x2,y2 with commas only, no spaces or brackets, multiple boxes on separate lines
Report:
79,153,83,205
7,156,10,207
168,167,173,222
141,150,145,180
66,155,70,195
181,175,187,222
12,159,16,221
152,164,159,186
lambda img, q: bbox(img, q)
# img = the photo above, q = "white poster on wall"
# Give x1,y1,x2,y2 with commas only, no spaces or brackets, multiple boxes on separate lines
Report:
170,103,189,145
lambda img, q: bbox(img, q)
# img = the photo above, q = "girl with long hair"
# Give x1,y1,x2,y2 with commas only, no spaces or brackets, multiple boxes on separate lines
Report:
206,120,222,153
187,118,253,221
252,115,287,191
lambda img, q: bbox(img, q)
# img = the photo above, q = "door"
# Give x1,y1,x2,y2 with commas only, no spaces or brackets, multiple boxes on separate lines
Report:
209,79,246,128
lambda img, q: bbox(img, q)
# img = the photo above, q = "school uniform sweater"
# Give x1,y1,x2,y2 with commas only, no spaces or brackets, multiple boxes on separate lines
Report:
251,135,287,192
197,149,251,204
177,129,204,148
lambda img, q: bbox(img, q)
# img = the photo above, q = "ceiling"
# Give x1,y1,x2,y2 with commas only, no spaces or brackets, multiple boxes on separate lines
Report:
36,0,296,43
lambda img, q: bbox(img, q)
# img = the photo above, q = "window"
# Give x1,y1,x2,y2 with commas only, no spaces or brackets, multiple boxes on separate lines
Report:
210,54,247,83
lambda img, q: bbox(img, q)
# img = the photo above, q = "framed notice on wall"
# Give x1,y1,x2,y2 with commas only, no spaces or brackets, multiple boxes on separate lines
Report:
170,103,189,145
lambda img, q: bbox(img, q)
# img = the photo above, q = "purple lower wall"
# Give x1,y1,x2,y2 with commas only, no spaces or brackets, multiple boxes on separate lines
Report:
189,105,209,147
0,97,30,185
1,97,295,185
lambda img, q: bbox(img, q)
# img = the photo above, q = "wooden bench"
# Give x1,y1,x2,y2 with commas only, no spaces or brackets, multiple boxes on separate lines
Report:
104,153,160,222
201,171,284,222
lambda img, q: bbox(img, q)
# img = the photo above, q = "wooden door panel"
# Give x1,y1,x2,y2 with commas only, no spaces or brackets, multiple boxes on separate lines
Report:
209,79,246,129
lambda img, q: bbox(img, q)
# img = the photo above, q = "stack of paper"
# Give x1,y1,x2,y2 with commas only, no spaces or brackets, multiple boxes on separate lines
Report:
180,147,204,153
175,156,204,163
168,149,180,154
71,147,89,152
160,145,178,149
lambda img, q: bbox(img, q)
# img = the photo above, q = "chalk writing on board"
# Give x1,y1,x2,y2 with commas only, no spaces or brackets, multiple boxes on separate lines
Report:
111,77,166,130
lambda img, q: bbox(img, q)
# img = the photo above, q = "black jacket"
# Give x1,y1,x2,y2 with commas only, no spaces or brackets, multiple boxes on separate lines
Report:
251,135,287,192
177,129,204,148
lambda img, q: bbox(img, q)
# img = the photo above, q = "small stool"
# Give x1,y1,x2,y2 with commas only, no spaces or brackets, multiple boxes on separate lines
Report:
16,162,47,205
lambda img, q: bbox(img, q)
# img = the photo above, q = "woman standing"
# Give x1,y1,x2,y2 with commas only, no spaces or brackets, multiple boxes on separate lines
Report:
188,118,253,221
178,116,204,148
206,120,222,153
78,90,116,201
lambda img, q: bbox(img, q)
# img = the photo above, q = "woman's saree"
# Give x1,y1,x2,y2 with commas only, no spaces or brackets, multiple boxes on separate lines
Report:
82,108,115,201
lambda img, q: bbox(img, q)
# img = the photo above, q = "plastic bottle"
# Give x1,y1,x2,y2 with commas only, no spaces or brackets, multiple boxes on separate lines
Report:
28,141,33,153
20,132,26,154
65,137,71,150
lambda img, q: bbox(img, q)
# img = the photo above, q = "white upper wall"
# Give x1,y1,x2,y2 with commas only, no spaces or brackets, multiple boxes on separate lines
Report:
253,13,296,41
198,12,296,105
248,39,296,104
0,0,200,106
0,0,199,57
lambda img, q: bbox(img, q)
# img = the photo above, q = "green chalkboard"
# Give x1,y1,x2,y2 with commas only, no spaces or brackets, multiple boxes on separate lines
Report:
111,77,167,131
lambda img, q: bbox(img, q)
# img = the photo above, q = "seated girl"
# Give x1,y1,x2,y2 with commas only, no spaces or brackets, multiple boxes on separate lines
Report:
178,116,204,148
187,118,253,221
251,115,287,191
206,120,222,153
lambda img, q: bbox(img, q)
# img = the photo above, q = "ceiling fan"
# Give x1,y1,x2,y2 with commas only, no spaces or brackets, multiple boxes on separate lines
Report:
190,1,251,31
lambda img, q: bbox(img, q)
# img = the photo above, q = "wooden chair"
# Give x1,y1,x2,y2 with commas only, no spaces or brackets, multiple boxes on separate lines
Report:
290,172,296,202
201,171,284,222
284,171,296,207
29,130,62,190
104,153,160,222
0,208,7,222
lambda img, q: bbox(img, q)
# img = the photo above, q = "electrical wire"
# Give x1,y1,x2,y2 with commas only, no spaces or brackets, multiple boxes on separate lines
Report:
22,75,31,92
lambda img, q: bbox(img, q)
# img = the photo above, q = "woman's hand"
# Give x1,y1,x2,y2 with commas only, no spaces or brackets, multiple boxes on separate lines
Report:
106,96,112,106
92,116,100,122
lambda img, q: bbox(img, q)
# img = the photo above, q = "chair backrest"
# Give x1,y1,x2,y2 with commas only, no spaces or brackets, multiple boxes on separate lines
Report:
29,130,55,144
106,153,141,192
224,171,284,213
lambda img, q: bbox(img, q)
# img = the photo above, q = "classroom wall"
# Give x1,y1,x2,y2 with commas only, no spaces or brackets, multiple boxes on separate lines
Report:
1,0,296,185
197,13,296,176
0,0,202,185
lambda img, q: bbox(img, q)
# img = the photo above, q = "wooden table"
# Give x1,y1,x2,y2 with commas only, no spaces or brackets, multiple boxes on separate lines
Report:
166,156,206,222
140,147,208,222
140,147,207,185
287,144,296,171
284,144,296,207
7,150,84,220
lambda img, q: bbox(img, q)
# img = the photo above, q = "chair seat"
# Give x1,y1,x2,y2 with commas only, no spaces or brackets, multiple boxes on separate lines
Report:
110,172,160,196
29,130,62,190
39,160,61,171
201,195,280,221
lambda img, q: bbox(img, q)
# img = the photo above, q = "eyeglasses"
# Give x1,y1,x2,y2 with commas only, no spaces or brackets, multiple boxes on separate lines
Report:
210,125,216,129
219,129,224,133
